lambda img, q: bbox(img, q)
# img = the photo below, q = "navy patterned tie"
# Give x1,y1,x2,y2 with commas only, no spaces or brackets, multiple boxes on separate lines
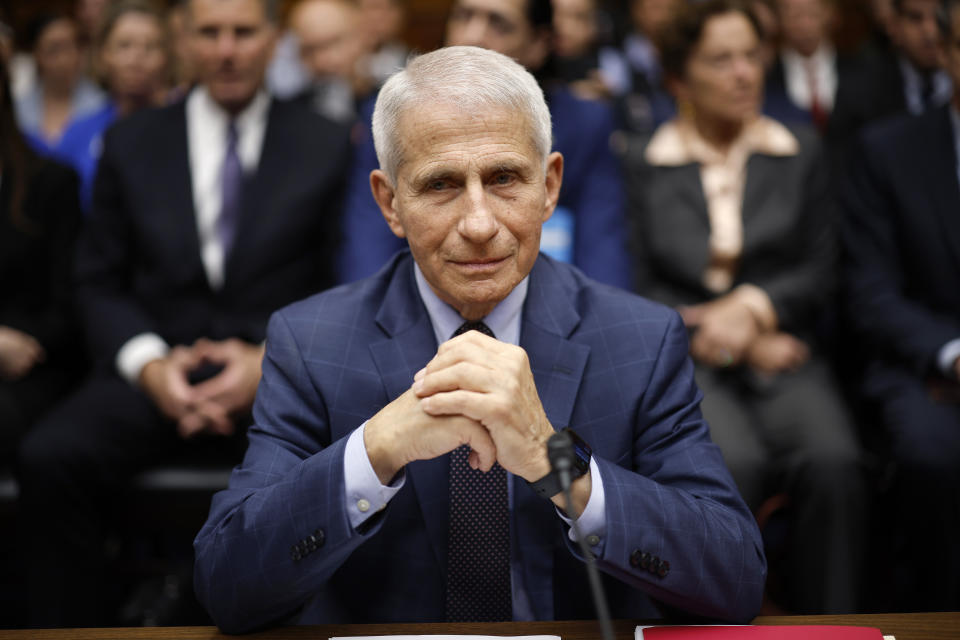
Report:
445,320,511,622
217,121,242,258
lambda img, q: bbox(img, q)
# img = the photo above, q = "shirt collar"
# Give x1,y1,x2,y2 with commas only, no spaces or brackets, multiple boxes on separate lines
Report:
190,85,270,135
645,115,799,167
414,262,529,347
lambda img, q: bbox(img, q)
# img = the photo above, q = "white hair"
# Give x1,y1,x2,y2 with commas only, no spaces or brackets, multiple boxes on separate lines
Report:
371,46,553,184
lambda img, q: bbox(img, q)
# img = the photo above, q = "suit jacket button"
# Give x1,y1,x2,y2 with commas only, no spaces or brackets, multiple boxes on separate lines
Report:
291,546,302,562
314,529,325,546
658,560,670,577
650,558,661,574
630,549,643,567
640,552,652,569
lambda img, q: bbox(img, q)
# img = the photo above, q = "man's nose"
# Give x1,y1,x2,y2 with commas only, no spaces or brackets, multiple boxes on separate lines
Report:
215,31,237,58
458,183,499,243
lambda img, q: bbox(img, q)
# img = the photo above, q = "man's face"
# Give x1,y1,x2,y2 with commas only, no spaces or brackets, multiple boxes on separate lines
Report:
777,0,832,57
445,0,548,70
292,0,362,80
187,0,276,113
371,103,562,320
553,0,597,58
892,0,941,71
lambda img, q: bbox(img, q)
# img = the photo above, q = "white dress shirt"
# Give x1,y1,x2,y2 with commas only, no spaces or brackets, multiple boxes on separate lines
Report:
342,262,607,620
781,44,838,113
115,86,271,385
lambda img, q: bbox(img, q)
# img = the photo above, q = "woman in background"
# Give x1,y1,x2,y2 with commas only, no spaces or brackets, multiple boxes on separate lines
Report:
623,0,863,615
14,13,105,153
57,0,170,211
0,54,84,464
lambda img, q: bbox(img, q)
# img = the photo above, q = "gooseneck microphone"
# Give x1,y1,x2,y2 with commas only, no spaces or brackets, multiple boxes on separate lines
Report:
547,432,615,640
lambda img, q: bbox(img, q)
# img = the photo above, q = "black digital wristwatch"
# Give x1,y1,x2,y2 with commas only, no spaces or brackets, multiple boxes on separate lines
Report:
528,427,592,499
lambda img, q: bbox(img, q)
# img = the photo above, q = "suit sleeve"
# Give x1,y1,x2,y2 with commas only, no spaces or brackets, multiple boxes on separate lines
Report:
841,132,960,375
193,310,386,634
575,311,767,622
74,125,164,365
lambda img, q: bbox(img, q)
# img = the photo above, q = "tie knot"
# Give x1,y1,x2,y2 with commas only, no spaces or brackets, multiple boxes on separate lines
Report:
452,321,495,339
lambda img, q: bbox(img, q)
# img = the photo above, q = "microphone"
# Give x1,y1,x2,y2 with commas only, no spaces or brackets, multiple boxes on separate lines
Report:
547,432,614,640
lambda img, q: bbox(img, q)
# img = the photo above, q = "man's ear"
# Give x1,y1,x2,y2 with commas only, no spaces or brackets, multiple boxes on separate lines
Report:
542,151,564,222
370,169,406,239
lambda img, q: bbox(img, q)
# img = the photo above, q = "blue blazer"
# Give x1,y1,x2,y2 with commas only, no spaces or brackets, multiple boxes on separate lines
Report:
194,252,766,633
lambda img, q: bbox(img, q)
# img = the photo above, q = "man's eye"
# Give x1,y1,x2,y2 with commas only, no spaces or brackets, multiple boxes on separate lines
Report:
429,180,448,191
493,173,515,185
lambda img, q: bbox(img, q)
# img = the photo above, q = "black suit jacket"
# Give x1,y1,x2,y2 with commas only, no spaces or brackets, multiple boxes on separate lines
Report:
76,95,351,367
842,106,960,381
624,124,836,337
0,158,82,357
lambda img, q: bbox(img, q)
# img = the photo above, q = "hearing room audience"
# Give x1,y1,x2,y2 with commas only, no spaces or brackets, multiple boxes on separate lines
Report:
622,0,864,614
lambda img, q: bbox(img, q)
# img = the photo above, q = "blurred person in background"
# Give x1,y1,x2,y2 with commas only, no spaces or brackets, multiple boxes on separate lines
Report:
359,0,409,87
167,0,197,98
841,0,960,611
0,51,84,467
16,0,350,626
290,0,373,124
763,0,874,165
57,0,171,212
835,0,951,132
14,13,105,155
552,0,630,101
617,0,677,133
623,0,864,614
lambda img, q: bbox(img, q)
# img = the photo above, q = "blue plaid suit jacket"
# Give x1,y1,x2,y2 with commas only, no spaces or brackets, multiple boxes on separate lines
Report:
194,252,766,633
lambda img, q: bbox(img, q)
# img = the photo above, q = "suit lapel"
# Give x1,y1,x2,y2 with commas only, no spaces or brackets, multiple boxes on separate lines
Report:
368,256,450,571
926,109,960,272
515,256,591,619
161,103,205,281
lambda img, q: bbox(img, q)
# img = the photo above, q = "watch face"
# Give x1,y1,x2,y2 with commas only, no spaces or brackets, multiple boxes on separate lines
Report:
564,428,592,476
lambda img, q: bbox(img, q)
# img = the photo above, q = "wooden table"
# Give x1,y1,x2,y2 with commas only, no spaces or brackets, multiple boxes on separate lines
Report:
1,613,956,640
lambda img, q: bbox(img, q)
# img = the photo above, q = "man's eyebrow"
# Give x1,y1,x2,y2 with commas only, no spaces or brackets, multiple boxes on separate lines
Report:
410,169,461,189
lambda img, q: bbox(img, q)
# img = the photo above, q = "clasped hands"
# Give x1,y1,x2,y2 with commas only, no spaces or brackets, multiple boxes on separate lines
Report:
364,331,591,515
139,338,265,439
681,294,809,375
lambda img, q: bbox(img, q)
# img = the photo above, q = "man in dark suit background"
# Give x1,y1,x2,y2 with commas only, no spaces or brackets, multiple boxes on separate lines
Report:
842,0,960,611
194,45,766,634
16,0,350,627
830,0,951,134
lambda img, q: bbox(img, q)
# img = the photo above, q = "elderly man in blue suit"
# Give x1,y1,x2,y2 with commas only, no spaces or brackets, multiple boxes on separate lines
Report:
194,46,766,633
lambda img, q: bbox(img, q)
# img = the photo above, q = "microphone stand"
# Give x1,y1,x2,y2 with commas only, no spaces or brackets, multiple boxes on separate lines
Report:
547,432,615,640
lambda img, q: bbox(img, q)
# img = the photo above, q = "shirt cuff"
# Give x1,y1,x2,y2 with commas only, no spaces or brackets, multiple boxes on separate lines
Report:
116,333,170,385
734,284,778,332
556,457,606,554
937,338,960,378
344,422,405,530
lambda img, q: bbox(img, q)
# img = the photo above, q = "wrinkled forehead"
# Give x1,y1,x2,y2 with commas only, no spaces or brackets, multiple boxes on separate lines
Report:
393,101,540,173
